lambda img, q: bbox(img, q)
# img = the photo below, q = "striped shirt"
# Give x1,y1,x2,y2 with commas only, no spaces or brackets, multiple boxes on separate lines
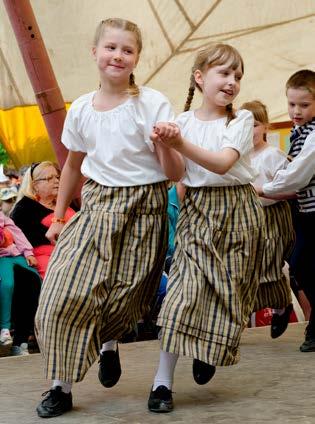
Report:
289,118,315,212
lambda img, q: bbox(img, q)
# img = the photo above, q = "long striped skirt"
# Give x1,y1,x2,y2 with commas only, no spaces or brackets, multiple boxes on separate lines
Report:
253,201,295,311
157,184,265,366
35,179,168,382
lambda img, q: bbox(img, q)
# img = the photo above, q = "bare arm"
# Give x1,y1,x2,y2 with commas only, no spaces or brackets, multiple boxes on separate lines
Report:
152,122,239,175
46,150,85,244
151,123,185,181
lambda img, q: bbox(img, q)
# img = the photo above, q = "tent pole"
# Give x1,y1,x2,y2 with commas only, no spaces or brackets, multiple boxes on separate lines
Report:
3,0,68,167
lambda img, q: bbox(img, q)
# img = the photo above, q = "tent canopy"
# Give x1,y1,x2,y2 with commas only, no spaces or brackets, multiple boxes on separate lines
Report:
0,0,315,166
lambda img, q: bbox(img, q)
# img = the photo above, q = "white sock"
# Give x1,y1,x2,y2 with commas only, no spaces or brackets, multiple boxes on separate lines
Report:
100,340,117,354
52,380,72,394
273,308,285,316
153,350,179,391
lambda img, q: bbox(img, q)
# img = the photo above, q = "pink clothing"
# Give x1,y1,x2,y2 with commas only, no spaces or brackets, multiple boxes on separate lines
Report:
0,212,34,258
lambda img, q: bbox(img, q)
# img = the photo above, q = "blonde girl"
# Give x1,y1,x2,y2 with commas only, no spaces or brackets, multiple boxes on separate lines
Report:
148,43,265,413
35,18,184,418
240,100,295,338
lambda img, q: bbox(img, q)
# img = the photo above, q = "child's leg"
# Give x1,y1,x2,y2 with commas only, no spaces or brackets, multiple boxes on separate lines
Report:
153,350,178,390
0,257,15,330
148,350,178,413
10,259,41,347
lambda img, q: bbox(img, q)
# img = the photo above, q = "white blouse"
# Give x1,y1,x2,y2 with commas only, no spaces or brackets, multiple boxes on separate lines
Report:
177,109,256,187
61,86,174,186
250,145,289,206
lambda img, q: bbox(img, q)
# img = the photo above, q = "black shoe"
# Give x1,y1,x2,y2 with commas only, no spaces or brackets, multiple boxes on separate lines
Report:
300,335,315,352
28,335,40,354
148,385,173,413
193,359,216,385
271,303,293,339
98,346,121,388
36,386,72,418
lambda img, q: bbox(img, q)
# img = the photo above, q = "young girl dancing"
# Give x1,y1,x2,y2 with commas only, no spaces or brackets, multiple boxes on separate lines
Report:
148,43,265,413
35,18,184,418
240,100,295,338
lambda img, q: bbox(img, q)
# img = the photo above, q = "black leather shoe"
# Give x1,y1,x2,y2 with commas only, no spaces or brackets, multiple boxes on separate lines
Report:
271,303,293,339
193,359,216,385
300,335,315,352
98,346,121,388
36,386,72,418
148,385,173,413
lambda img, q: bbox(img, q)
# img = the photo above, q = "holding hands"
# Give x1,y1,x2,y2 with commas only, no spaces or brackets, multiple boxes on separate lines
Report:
150,122,184,150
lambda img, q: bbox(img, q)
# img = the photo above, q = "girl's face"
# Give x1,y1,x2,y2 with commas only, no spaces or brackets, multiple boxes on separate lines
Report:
92,27,139,85
287,88,315,126
253,120,267,148
195,63,243,108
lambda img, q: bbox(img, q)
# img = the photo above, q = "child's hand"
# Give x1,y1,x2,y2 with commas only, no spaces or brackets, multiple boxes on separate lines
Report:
150,122,183,150
26,255,38,267
45,222,65,245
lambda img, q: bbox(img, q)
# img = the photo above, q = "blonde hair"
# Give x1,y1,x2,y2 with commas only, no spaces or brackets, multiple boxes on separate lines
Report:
16,161,60,203
240,100,269,141
240,100,269,124
93,18,142,97
286,69,315,99
184,43,244,126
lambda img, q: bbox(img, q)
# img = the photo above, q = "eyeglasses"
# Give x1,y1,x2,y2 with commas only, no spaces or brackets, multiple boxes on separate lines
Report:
30,162,41,179
34,175,60,183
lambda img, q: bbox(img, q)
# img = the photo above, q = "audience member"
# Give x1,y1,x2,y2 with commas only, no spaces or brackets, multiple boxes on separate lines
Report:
11,161,75,279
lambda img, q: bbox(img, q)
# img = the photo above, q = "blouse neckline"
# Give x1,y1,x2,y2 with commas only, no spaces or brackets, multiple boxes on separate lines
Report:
89,91,133,114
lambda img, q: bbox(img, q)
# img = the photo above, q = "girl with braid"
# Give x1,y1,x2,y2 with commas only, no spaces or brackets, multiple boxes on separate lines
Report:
147,43,265,413
35,18,185,418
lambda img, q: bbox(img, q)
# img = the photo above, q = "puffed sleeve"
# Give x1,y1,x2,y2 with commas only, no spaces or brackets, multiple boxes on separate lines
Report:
137,87,175,151
221,109,254,156
61,98,87,152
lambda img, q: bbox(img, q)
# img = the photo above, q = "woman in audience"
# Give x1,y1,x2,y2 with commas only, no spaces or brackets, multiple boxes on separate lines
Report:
11,162,75,279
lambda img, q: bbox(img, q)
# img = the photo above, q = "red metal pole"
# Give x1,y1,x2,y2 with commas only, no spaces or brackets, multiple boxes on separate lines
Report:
3,0,68,167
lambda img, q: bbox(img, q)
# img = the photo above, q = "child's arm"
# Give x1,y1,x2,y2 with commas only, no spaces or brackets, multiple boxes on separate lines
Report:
262,132,315,196
2,215,35,258
152,122,239,175
46,150,85,244
152,124,185,181
254,186,297,200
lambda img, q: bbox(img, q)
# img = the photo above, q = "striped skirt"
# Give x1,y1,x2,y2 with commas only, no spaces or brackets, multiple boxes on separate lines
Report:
253,201,295,311
35,179,168,382
157,184,265,366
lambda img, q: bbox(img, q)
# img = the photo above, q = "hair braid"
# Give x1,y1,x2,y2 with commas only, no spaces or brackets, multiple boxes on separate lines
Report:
225,103,236,127
184,73,196,111
126,73,140,97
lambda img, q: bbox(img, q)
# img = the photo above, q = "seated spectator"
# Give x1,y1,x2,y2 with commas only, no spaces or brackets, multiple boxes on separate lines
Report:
10,162,75,279
4,168,20,190
0,187,18,216
0,164,10,189
0,210,41,355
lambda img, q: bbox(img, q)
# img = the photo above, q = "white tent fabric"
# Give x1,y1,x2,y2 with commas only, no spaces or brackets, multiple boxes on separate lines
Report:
1,0,315,121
